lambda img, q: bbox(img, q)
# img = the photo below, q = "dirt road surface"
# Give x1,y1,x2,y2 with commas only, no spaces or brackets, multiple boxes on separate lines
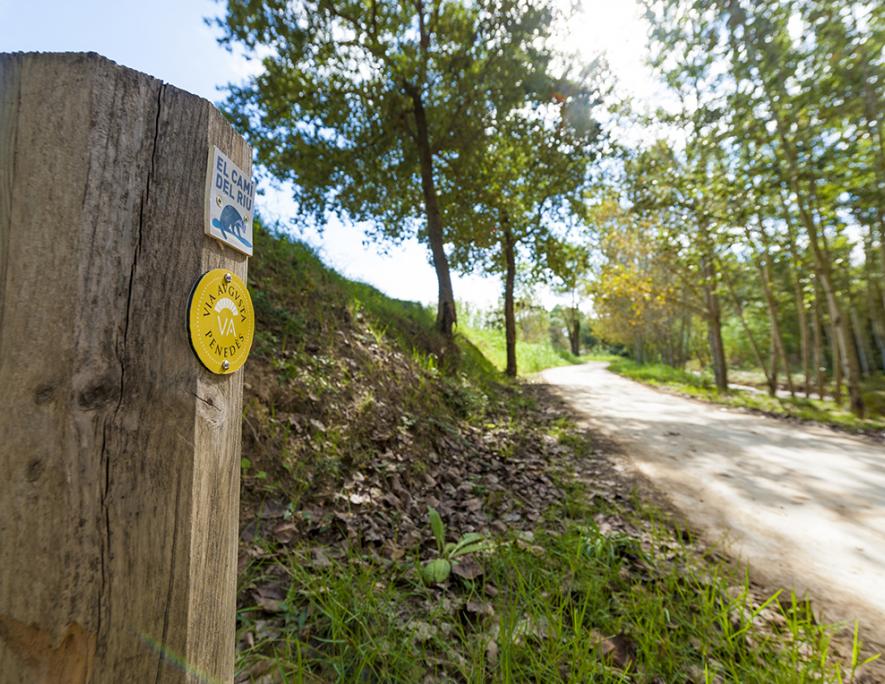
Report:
541,362,885,650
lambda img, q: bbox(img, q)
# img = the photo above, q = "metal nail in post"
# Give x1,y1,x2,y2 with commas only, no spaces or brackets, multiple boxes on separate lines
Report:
222,360,230,371
224,273,232,283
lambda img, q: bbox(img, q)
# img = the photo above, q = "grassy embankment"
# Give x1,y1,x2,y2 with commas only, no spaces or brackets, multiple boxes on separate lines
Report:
458,326,580,375
235,224,878,682
606,359,885,434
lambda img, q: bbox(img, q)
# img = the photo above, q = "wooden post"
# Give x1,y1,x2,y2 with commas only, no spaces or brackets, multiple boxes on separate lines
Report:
0,52,249,683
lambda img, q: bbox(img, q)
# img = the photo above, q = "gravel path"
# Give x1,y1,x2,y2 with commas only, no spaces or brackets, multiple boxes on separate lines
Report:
541,362,885,649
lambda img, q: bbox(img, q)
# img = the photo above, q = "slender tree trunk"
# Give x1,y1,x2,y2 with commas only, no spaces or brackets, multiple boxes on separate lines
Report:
850,305,871,377
701,255,728,391
831,320,843,405
567,315,581,356
722,263,772,390
697,219,728,391
870,284,885,371
779,193,811,395
761,266,795,397
502,219,517,377
796,289,810,396
705,307,728,392
768,326,780,397
678,307,688,368
812,287,825,400
813,218,864,415
751,215,796,397
680,302,692,368
412,94,456,336
564,288,581,357
787,168,862,413
864,227,885,370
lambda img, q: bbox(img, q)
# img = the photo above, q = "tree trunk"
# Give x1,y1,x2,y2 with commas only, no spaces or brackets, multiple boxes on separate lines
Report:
567,314,581,356
815,233,864,416
722,263,772,390
870,285,885,371
812,286,826,400
795,279,810,396
750,218,795,397
701,256,728,391
849,305,871,377
761,268,795,397
831,319,844,405
779,195,811,395
679,304,691,368
412,94,456,336
502,219,517,377
705,307,728,392
768,325,780,397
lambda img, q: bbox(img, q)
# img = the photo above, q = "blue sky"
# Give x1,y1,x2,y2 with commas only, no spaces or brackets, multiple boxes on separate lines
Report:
1,0,654,309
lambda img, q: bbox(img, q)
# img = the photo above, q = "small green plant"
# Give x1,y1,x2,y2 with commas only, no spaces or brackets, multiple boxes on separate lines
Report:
420,507,487,584
844,620,881,681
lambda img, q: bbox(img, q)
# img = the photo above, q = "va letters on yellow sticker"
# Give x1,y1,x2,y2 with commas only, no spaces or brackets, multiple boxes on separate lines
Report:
201,281,249,358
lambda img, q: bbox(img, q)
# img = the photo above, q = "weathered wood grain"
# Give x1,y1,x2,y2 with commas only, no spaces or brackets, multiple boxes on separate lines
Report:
0,52,249,683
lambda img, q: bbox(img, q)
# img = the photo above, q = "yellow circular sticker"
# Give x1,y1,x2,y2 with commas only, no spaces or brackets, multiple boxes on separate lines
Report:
187,269,254,374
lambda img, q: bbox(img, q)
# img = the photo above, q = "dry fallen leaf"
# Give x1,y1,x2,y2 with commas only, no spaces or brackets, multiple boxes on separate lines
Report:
465,600,495,618
592,630,636,669
235,658,274,684
258,499,289,520
272,521,298,544
452,557,484,581
311,547,332,569
254,596,285,613
485,638,499,667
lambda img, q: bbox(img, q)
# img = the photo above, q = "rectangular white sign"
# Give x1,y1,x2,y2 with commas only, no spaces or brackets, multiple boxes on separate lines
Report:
206,146,255,256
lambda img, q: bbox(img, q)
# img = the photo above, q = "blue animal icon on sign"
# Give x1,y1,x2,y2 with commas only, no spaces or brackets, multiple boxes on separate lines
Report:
212,205,253,248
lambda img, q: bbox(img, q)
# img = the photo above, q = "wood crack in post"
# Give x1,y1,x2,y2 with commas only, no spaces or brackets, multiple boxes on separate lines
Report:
134,82,184,684
97,79,167,670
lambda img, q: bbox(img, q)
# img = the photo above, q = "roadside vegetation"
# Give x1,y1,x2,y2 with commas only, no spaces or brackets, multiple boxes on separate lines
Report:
606,359,885,434
458,326,579,376
236,226,880,682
